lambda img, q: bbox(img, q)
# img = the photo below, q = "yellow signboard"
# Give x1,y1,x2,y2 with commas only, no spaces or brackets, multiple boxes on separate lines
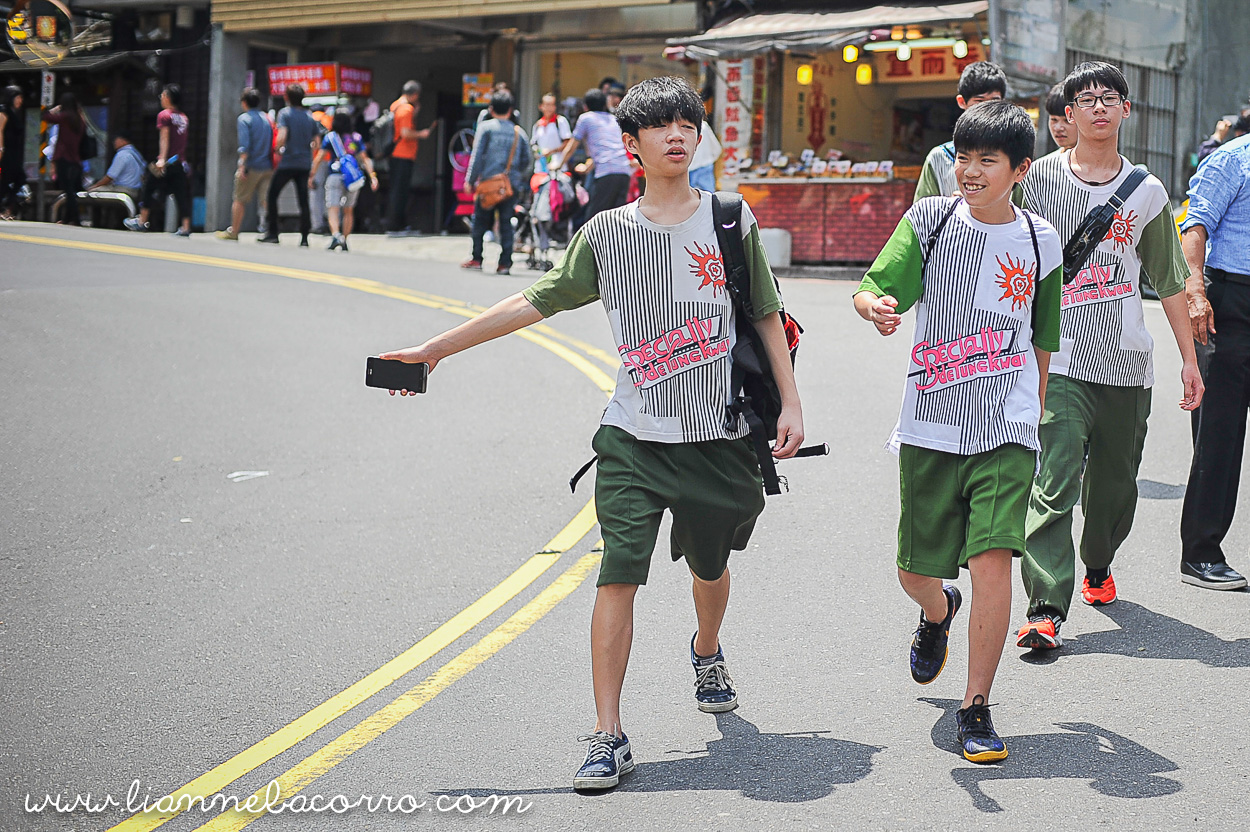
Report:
463,73,494,107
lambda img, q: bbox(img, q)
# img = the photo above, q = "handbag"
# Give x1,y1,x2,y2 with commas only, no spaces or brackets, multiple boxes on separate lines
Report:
328,131,366,193
474,125,521,210
1062,166,1149,284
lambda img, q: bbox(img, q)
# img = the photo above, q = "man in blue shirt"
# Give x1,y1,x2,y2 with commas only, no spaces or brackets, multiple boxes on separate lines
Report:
1179,132,1250,590
218,87,273,240
260,84,320,246
87,133,145,201
557,88,636,221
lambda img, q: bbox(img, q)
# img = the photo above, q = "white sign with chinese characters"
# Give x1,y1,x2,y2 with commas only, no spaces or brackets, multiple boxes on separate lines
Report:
715,59,753,175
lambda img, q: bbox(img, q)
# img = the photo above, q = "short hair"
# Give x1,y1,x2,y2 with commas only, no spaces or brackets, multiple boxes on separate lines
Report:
541,92,557,102
583,88,608,112
952,99,1036,169
957,62,1007,100
1045,83,1067,117
489,90,514,115
615,76,704,139
114,130,132,143
608,83,626,97
1235,107,1250,135
285,84,305,107
402,80,421,97
241,87,261,109
1064,60,1130,103
162,83,182,108
599,76,619,90
331,111,352,135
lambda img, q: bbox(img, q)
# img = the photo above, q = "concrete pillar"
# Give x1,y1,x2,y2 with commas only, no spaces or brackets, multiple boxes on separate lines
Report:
206,24,249,233
518,44,541,131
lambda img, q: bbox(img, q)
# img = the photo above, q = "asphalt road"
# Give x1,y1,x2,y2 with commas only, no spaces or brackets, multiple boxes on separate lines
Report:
2,223,1247,832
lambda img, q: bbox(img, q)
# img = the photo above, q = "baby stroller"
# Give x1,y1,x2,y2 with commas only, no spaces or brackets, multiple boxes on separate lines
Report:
524,170,578,271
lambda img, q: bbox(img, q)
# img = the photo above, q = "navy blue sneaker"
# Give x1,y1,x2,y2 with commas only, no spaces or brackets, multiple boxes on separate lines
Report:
691,633,738,713
956,695,1008,762
573,731,634,790
910,584,961,684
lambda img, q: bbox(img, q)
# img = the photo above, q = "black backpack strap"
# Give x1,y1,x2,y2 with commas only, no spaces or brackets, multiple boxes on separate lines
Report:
569,455,596,493
1022,208,1042,332
922,196,962,277
1062,166,1150,284
1108,166,1149,213
712,191,754,319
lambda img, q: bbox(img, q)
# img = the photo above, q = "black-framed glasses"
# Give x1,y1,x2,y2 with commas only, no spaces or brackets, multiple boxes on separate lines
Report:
1072,92,1125,109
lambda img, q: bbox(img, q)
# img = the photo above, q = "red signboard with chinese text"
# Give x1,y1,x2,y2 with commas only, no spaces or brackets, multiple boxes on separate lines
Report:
267,63,373,97
874,43,984,85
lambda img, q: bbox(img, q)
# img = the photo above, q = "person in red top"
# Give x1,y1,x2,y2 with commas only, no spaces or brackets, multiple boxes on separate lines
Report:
125,84,192,236
386,80,430,233
42,92,85,226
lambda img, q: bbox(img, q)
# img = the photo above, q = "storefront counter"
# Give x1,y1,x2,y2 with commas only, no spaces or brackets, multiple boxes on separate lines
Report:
735,177,915,264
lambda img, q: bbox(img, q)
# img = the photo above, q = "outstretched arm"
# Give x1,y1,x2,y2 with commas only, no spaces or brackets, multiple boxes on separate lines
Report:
379,292,544,395
752,313,804,458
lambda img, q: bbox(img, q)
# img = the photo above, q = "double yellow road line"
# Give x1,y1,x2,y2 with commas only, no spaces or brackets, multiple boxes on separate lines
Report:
0,231,617,831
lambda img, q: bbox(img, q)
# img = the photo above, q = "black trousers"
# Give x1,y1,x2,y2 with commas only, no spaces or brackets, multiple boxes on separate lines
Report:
584,173,630,221
1180,269,1250,564
387,156,414,231
140,162,191,226
266,166,311,238
55,159,83,225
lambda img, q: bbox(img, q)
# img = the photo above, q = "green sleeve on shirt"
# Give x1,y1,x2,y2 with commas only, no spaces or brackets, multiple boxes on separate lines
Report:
1032,264,1062,352
857,216,925,314
1139,204,1187,299
913,161,940,202
522,230,600,317
744,224,784,320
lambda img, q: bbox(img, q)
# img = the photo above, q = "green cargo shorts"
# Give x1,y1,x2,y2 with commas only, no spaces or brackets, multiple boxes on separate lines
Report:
898,442,1035,579
592,424,765,586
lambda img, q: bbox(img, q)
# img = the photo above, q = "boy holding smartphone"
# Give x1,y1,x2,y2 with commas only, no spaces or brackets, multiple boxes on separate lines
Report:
380,76,802,791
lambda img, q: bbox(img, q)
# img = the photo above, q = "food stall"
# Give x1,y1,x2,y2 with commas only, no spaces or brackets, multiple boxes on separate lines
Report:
672,2,1003,265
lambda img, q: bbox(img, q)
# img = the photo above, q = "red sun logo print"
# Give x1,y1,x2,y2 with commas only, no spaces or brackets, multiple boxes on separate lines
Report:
995,252,1035,312
1102,209,1138,252
686,242,726,296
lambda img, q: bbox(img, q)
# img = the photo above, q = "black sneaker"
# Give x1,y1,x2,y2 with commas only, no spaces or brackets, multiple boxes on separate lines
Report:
910,584,961,684
573,731,633,791
956,695,1008,763
257,235,279,245
1181,561,1248,590
691,633,738,713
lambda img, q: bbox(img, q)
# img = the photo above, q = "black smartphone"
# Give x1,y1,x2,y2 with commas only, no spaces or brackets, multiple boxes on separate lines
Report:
366,356,428,393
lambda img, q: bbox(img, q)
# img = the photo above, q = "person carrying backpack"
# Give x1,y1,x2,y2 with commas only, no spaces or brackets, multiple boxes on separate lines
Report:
378,76,803,792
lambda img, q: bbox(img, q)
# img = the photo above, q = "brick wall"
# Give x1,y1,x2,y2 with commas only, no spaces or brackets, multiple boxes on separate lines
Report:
739,180,914,264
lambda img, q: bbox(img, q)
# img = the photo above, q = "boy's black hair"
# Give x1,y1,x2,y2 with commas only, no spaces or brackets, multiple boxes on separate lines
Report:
1045,82,1067,117
331,111,352,135
241,87,261,109
952,100,1036,169
583,88,608,112
1063,60,1130,103
614,76,704,139
1236,107,1250,135
489,90,513,115
285,84,304,107
957,62,1007,100
163,83,182,108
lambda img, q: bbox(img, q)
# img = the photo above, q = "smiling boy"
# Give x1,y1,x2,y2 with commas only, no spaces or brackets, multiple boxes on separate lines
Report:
1014,62,1202,652
856,101,1063,762
378,76,802,790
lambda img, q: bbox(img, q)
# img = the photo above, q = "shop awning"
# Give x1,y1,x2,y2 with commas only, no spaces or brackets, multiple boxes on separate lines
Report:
0,51,159,75
669,2,989,59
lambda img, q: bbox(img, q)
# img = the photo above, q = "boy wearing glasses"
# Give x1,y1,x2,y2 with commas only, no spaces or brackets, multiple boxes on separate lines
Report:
1014,61,1203,651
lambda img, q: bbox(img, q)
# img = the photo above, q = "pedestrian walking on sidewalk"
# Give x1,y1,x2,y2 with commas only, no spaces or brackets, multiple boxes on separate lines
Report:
386,81,430,234
125,84,192,236
461,90,531,275
217,88,273,240
309,111,377,252
1177,131,1250,590
259,84,320,247
42,92,85,227
0,85,28,220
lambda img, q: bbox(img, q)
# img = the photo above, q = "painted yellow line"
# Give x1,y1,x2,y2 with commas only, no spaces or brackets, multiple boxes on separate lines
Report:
0,231,619,393
194,546,605,832
0,231,611,830
105,510,599,832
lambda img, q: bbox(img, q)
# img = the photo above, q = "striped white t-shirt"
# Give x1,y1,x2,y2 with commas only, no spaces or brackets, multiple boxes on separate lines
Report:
914,142,958,200
1020,150,1187,387
860,197,1064,456
524,191,783,443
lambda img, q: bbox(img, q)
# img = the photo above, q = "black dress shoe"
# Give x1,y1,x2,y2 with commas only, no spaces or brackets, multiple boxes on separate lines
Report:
257,235,279,244
1181,561,1248,590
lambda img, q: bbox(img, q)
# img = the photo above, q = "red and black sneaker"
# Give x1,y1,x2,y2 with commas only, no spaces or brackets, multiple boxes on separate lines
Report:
1082,572,1117,606
460,258,483,270
1016,613,1063,649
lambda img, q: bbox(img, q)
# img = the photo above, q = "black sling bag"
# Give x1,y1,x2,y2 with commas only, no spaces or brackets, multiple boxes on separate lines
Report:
1061,166,1148,284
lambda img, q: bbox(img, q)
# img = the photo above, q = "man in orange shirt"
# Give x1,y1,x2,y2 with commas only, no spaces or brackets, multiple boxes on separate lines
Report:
388,80,430,233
